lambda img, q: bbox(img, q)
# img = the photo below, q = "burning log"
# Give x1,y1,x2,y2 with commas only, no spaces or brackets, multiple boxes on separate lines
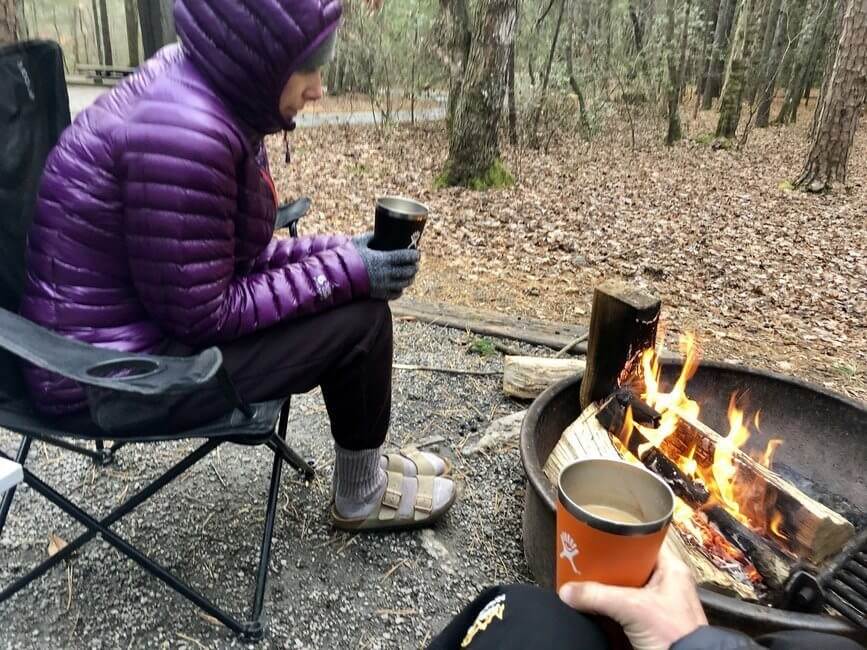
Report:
705,504,794,592
503,356,586,399
658,413,855,565
579,281,660,410
597,390,711,506
597,392,796,592
543,405,759,601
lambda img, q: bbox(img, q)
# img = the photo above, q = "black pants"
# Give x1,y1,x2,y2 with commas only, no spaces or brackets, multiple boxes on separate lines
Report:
427,585,864,650
163,300,393,451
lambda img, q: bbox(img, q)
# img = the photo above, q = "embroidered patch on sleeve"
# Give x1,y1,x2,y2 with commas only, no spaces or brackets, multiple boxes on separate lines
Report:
461,594,506,647
314,274,332,301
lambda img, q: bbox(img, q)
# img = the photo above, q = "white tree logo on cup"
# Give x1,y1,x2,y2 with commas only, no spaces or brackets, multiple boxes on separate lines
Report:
559,531,580,574
408,230,421,250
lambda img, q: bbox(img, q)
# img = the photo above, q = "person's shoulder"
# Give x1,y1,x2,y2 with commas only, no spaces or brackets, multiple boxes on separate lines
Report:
124,51,242,145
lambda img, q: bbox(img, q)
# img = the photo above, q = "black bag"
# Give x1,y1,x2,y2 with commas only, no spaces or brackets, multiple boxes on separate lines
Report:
0,40,70,312
0,41,71,401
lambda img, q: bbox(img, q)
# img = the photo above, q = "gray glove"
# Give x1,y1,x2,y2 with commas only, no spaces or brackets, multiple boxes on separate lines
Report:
352,232,421,301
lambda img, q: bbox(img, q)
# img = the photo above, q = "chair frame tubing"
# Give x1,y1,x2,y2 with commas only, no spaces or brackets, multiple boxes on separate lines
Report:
0,401,311,642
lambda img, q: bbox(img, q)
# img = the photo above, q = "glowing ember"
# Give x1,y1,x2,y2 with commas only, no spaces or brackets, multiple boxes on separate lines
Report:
614,442,763,586
770,512,788,541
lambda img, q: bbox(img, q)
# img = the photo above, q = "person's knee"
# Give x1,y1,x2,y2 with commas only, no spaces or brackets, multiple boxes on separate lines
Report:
339,300,392,350
355,299,392,340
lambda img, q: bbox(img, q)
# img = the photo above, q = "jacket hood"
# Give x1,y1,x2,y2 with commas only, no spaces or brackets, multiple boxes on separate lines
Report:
174,0,342,136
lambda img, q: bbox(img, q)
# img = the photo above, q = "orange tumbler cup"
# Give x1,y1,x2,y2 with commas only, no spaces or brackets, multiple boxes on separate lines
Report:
556,458,674,590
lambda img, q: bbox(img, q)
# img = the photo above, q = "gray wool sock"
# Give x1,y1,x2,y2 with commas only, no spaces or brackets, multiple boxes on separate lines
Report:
333,444,387,519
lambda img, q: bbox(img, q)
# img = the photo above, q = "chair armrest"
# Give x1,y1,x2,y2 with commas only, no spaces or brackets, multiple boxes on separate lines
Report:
0,308,222,396
0,457,23,494
275,196,311,235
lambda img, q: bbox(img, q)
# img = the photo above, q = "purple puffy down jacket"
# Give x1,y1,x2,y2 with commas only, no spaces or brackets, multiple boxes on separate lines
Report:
20,0,371,415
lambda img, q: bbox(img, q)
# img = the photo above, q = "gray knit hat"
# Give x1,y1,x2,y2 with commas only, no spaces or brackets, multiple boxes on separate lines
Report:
298,30,337,72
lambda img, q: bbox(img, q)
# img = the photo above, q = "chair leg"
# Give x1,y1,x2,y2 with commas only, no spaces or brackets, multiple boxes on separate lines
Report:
37,434,104,463
247,447,285,640
0,437,32,539
7,460,252,637
0,437,295,641
0,441,219,605
269,400,315,480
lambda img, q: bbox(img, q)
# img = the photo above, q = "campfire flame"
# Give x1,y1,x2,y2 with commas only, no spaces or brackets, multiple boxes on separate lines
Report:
620,442,763,585
761,438,783,469
628,332,786,558
714,394,752,523
679,445,700,480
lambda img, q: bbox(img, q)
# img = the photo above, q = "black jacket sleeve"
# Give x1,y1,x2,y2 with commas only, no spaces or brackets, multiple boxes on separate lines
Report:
672,626,761,650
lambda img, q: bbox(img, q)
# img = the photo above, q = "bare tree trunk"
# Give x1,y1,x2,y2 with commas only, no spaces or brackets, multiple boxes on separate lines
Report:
795,0,867,191
629,1,646,54
139,0,175,59
695,0,721,116
716,0,755,137
442,0,473,130
0,0,17,45
530,0,567,146
603,0,614,65
777,0,833,123
72,6,82,65
677,0,693,104
507,41,518,145
442,0,517,187
808,0,843,137
125,0,140,67
702,0,736,108
697,0,721,97
749,0,783,107
665,0,684,144
566,0,592,140
628,0,654,75
98,0,113,65
756,0,788,127
744,0,770,102
78,6,92,63
17,0,28,40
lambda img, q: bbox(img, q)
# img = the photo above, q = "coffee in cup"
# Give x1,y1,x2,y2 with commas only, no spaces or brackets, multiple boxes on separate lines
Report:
370,196,429,251
556,458,674,590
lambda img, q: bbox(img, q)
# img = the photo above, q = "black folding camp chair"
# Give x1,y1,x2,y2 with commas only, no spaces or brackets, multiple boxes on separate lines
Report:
0,40,312,641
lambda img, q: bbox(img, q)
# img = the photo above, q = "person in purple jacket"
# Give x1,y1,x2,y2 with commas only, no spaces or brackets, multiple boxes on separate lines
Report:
20,0,456,531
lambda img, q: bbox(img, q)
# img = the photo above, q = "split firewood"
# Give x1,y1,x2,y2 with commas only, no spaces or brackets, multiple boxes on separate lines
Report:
503,356,586,399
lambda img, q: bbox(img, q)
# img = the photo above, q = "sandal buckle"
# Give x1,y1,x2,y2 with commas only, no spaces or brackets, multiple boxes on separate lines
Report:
415,494,433,514
383,488,402,510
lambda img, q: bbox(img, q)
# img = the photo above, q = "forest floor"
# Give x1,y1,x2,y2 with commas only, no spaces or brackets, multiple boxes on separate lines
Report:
268,99,867,402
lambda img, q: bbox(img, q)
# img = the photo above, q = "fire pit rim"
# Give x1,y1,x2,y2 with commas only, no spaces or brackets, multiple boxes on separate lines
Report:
520,361,865,639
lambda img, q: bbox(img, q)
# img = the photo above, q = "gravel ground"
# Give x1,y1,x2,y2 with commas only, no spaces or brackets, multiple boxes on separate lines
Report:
0,322,543,649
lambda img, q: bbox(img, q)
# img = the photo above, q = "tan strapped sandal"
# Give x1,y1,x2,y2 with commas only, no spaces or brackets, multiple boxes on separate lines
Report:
332,470,457,532
382,445,452,477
